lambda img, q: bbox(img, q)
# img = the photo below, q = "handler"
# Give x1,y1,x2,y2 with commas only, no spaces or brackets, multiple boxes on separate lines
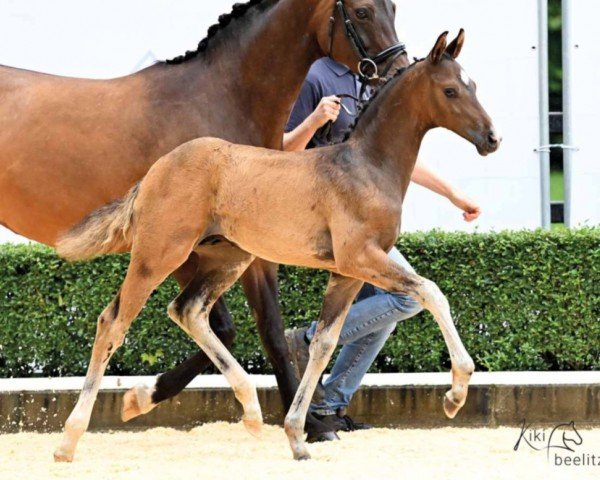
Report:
283,57,481,437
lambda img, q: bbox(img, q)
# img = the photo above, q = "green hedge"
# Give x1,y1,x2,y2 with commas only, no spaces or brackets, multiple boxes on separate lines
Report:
0,228,598,377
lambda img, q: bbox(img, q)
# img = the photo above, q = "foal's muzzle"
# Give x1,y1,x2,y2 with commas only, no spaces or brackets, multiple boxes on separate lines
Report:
475,127,502,156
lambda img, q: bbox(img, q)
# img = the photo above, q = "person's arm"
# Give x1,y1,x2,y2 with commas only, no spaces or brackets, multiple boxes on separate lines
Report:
283,95,341,151
411,160,481,222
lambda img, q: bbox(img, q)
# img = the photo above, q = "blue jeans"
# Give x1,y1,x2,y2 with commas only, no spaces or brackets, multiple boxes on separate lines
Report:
305,248,423,415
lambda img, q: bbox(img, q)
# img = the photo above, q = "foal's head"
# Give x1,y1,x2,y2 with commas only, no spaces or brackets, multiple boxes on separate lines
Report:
315,0,409,77
414,30,501,155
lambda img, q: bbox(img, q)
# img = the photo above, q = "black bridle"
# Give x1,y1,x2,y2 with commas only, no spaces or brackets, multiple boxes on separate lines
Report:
328,0,407,82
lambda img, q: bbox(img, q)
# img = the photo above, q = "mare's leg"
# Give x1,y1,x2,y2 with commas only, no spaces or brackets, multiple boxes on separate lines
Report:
241,260,297,404
167,243,263,434
121,249,237,421
285,274,363,460
340,245,475,419
241,259,336,439
54,243,193,462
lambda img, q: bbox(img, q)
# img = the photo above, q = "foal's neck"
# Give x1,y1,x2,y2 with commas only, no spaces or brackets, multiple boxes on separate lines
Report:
351,70,430,194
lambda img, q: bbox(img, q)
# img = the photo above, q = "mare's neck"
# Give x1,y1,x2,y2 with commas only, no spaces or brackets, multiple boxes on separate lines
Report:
145,0,327,148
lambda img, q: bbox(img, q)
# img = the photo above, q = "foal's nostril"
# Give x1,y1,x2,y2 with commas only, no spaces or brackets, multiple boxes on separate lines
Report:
487,131,499,147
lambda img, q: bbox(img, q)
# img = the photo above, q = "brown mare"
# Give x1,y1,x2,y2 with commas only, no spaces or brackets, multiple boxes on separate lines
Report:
0,0,408,440
56,30,501,461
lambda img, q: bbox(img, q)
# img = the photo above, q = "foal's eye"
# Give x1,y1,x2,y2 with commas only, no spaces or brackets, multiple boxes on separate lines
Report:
355,8,369,19
444,88,458,98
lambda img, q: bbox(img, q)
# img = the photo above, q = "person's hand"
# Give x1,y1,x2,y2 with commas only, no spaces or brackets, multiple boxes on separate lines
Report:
308,96,341,129
450,190,481,222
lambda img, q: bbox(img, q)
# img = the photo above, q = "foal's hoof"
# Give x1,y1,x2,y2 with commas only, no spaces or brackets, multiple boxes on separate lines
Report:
443,391,463,419
122,384,155,422
294,447,310,462
242,417,263,438
294,451,312,461
53,448,74,463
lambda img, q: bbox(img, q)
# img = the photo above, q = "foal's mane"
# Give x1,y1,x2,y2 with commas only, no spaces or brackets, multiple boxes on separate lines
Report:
343,57,428,141
163,0,278,65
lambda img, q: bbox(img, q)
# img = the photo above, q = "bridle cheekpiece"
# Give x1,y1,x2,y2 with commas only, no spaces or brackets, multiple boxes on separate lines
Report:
328,0,407,81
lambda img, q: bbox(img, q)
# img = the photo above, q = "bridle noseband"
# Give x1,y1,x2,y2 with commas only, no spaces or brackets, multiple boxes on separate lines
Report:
328,0,407,81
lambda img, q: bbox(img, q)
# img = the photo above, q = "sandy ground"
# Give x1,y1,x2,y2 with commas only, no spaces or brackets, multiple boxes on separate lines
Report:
1,423,599,480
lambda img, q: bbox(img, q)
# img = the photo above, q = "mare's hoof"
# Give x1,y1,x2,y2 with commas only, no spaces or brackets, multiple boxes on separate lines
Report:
122,384,155,422
53,449,74,463
443,392,462,419
306,430,339,443
242,417,263,438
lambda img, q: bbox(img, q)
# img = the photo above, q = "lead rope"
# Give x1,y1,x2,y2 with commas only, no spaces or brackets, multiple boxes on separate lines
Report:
358,78,369,103
322,93,362,145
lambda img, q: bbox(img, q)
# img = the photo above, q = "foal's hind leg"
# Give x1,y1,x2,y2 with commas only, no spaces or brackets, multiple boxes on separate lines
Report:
284,274,363,460
167,243,263,435
53,256,185,462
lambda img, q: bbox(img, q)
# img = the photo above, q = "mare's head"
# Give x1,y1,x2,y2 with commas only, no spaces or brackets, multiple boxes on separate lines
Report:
315,0,409,78
411,30,501,155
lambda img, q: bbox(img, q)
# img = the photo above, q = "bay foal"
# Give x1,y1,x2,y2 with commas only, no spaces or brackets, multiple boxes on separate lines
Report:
56,30,500,461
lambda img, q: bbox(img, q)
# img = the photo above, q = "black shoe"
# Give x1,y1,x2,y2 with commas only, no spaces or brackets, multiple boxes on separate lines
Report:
336,413,373,432
314,408,373,433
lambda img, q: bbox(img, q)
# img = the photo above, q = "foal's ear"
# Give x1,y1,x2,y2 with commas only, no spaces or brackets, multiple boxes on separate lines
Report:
445,29,465,59
428,31,449,64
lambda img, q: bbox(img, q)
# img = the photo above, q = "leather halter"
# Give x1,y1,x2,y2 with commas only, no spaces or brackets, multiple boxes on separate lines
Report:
328,0,407,81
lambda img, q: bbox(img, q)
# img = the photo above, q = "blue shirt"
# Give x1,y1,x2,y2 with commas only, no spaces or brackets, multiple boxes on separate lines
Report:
285,57,370,148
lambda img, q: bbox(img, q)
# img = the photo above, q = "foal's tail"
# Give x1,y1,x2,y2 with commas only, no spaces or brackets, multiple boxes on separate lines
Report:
56,184,140,261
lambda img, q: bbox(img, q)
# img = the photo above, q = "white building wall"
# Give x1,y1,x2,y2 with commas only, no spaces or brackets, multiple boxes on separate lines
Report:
566,0,600,227
396,0,542,232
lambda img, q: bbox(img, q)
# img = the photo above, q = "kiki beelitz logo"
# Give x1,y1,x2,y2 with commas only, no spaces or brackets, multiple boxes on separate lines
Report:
513,420,599,467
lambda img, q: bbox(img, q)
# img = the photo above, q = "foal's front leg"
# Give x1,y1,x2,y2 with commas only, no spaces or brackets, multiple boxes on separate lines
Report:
341,245,475,419
167,246,263,435
284,274,363,460
122,251,237,421
240,259,335,440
